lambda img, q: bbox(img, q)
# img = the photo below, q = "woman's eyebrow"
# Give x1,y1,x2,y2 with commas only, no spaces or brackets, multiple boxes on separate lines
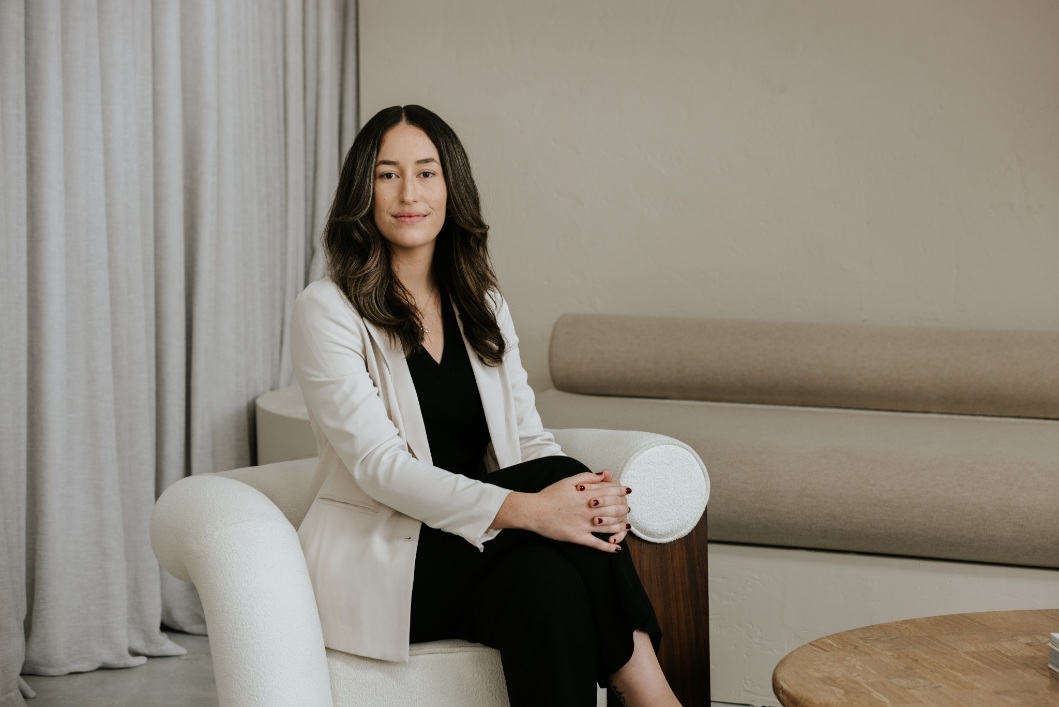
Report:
375,157,440,167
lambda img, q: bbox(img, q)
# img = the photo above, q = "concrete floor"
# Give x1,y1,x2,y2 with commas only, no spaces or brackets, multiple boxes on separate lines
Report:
21,633,216,707
21,635,740,706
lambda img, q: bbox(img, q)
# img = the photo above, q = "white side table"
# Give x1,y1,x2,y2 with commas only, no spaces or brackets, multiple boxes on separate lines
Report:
255,385,317,464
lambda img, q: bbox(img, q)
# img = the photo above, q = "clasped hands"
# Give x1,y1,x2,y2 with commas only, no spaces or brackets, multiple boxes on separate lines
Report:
494,470,632,553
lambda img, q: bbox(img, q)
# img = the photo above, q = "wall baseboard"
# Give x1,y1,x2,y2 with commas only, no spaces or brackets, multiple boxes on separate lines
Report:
709,543,1059,706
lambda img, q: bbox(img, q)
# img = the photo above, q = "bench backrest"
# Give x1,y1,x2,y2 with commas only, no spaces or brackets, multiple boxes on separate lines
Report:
549,314,1059,420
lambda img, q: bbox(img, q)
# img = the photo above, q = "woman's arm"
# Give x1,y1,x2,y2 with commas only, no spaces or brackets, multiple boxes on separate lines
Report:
292,281,511,549
490,295,629,551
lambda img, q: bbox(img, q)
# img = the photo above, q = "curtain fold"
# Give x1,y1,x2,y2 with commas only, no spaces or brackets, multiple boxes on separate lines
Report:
1,3,32,703
0,1,357,703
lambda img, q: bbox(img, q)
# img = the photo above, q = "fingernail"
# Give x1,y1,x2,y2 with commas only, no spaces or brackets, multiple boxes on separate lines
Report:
615,545,622,552
577,485,585,491
625,487,632,495
625,523,632,530
595,471,605,475
596,517,603,525
591,499,600,507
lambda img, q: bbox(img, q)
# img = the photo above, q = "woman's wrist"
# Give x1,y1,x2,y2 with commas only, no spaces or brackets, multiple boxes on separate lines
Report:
490,490,537,532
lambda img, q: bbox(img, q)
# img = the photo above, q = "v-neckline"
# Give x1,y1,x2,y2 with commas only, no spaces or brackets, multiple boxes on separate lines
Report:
423,343,444,367
420,295,451,367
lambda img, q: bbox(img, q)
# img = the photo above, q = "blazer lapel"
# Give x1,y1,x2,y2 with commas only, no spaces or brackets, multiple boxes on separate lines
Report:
361,318,432,465
456,308,519,470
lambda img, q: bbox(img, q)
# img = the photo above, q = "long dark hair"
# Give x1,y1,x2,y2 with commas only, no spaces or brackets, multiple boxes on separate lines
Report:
322,105,506,366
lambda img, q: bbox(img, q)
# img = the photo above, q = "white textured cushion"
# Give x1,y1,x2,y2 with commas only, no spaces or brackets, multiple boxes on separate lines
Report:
327,641,509,707
328,640,608,706
549,428,709,543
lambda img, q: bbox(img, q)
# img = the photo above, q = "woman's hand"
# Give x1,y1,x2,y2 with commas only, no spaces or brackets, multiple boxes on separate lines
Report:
492,470,631,552
597,468,631,547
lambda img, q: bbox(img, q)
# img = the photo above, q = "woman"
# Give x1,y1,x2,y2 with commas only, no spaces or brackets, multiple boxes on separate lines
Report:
292,105,681,707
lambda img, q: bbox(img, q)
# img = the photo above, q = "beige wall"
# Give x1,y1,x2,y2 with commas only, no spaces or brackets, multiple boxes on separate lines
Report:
359,0,1059,389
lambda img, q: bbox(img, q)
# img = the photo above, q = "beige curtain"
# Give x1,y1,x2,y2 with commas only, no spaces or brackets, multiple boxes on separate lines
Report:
0,1,357,703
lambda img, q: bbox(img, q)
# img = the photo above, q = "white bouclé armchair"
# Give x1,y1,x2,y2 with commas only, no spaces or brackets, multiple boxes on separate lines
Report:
150,424,708,707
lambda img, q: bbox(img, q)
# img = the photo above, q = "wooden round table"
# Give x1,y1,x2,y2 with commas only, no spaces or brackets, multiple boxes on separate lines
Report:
773,609,1059,706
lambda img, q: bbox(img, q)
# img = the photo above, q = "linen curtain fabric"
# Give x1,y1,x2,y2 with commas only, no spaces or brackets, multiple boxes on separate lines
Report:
0,1,357,704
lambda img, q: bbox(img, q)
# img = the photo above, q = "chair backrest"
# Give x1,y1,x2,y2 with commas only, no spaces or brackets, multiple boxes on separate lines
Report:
215,457,319,527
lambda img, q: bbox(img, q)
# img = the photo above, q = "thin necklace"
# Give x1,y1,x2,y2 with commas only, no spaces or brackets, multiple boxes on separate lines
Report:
421,290,440,335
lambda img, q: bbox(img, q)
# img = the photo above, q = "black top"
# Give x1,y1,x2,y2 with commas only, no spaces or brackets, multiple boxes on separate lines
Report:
407,295,491,479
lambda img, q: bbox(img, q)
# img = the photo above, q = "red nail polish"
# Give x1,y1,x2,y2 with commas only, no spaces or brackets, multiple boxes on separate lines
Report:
625,487,632,494
615,545,622,552
577,485,585,491
596,517,603,525
591,499,599,507
626,523,632,530
595,471,604,475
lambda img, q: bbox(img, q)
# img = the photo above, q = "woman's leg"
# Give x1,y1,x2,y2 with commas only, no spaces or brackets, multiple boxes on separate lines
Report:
482,457,664,685
411,454,671,705
408,522,482,643
463,542,600,707
608,630,682,706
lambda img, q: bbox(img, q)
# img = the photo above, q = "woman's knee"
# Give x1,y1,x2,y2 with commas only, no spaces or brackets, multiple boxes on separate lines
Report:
485,454,591,492
524,454,591,484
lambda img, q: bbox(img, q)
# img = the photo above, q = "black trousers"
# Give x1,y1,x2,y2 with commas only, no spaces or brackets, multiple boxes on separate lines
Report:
409,455,662,707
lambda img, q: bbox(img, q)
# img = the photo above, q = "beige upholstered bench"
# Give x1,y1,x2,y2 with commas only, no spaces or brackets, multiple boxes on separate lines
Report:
535,313,1059,705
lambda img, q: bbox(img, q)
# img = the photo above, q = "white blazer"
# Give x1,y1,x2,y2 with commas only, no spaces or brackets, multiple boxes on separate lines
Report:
290,279,563,661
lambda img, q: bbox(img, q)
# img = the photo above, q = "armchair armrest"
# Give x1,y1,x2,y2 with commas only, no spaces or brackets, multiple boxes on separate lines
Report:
151,473,332,707
548,428,709,543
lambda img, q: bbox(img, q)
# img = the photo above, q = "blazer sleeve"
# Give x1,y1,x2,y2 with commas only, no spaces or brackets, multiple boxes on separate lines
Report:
493,294,565,462
291,281,511,549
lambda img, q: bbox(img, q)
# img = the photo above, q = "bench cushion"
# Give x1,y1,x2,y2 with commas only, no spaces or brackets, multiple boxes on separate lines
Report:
537,390,1059,569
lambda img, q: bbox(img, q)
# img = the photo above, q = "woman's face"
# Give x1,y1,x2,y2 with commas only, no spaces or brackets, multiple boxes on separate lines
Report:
372,123,447,258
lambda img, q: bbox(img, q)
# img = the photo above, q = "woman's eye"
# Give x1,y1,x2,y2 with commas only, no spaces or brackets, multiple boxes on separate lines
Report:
377,171,398,180
419,170,437,179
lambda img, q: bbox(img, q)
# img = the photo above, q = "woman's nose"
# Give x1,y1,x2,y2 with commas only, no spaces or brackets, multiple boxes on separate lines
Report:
400,179,418,202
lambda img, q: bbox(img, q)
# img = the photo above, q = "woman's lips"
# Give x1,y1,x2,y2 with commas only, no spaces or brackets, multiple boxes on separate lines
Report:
394,213,427,223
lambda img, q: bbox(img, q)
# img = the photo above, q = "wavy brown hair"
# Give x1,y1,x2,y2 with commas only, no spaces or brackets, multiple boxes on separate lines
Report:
322,105,506,365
